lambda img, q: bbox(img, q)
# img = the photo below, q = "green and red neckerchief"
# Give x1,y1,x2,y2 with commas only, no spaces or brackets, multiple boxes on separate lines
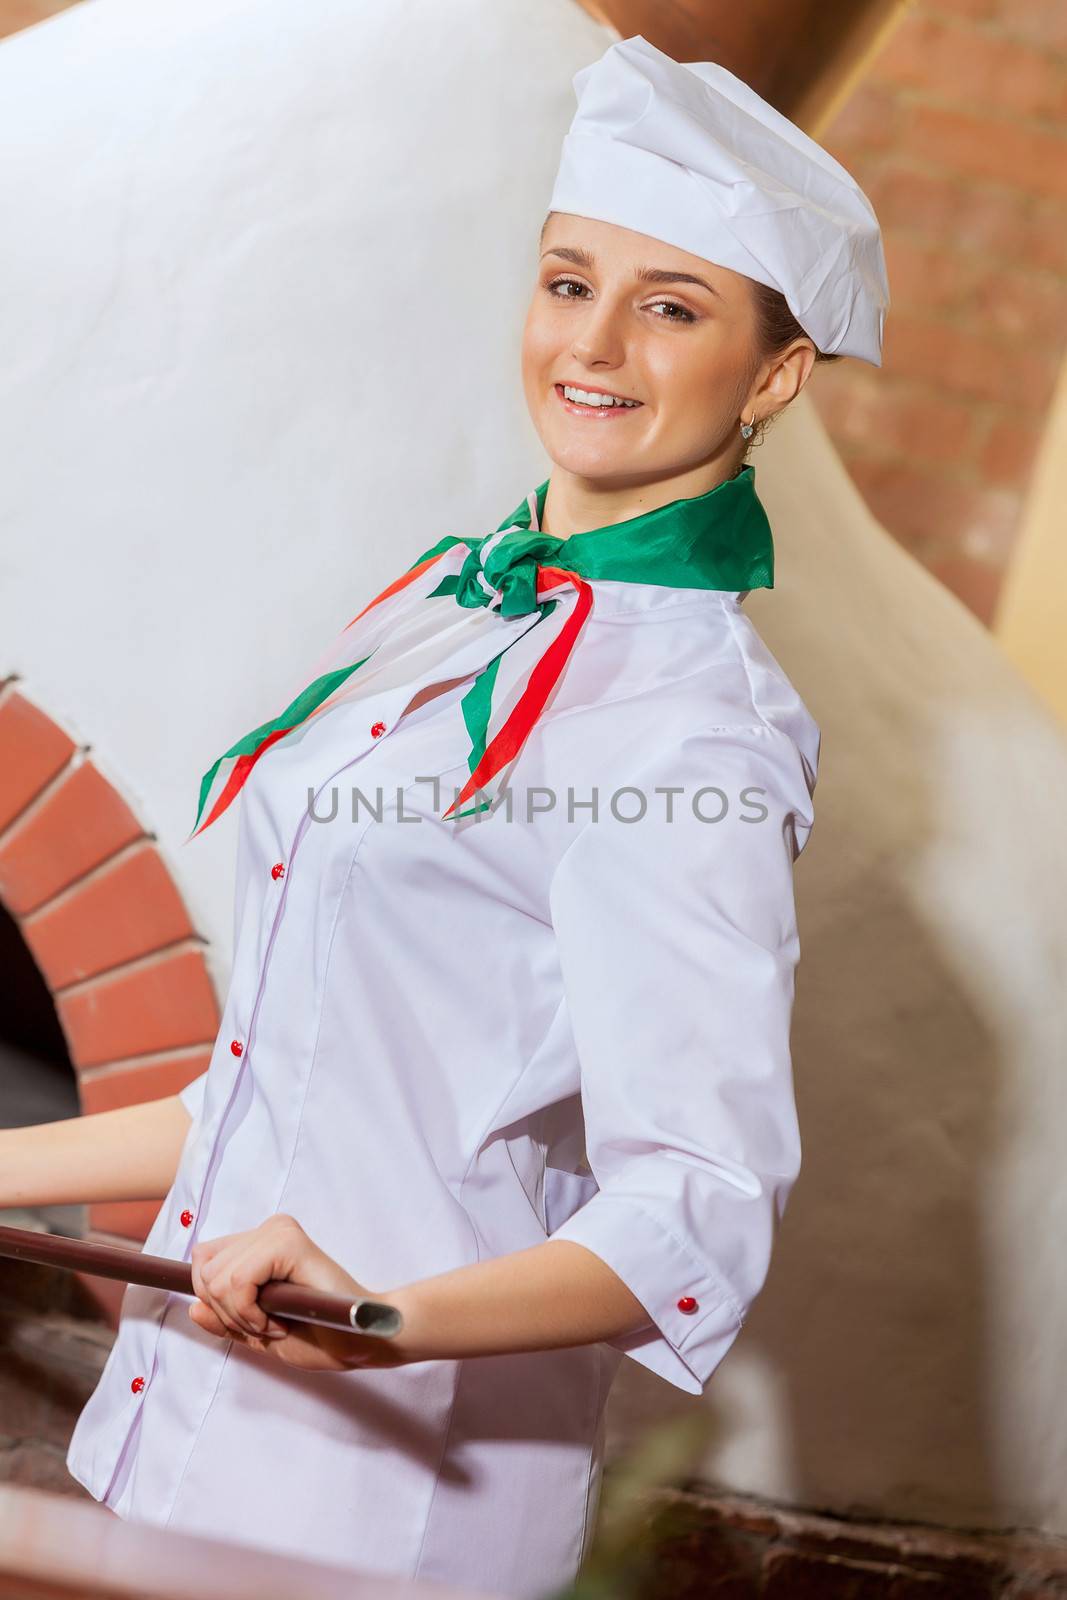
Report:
187,463,774,837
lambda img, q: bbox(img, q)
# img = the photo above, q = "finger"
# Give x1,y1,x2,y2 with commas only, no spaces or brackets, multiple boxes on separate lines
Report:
203,1272,261,1338
202,1238,290,1339
196,1281,247,1339
217,1219,309,1336
224,1255,275,1336
189,1299,281,1356
193,1247,258,1339
188,1299,230,1339
190,1248,238,1335
210,1236,288,1337
190,1244,227,1324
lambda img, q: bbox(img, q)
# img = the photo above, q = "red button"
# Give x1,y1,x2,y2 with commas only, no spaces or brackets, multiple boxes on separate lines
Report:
271,862,285,880
180,1209,194,1228
131,1375,146,1394
370,721,387,738
677,1296,699,1314
230,1039,243,1057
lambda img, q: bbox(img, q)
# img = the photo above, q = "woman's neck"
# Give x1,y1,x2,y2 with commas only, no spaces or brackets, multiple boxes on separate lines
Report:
539,451,744,538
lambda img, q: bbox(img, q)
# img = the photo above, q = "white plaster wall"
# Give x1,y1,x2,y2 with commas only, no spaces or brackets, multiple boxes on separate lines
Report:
0,0,614,996
609,397,1067,1537
1,0,1063,1544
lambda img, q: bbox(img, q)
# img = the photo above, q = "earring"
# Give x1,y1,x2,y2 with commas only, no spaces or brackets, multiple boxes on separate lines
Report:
740,414,755,440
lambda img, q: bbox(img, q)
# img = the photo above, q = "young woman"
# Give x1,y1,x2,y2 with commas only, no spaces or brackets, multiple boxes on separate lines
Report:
4,35,887,1600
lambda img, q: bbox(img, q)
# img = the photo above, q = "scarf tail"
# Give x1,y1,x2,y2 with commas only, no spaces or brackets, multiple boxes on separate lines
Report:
443,569,593,820
186,549,455,841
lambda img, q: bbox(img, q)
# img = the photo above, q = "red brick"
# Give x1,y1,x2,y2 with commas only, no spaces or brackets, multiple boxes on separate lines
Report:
1023,197,1067,275
812,371,976,466
863,166,1064,271
953,188,1067,275
22,844,198,989
56,946,219,1069
78,1048,213,1117
925,552,1006,626
870,230,1067,352
864,165,959,237
0,691,75,831
0,761,143,916
885,313,1057,405
926,0,1000,19
823,82,903,154
872,15,1067,121
980,417,1043,485
881,235,983,316
941,186,1013,259
996,0,1067,54
88,1197,166,1243
968,264,1067,345
912,106,1067,203
848,458,1022,563
882,391,977,464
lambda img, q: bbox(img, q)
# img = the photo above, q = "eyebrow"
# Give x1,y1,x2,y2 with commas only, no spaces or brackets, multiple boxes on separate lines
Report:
540,244,724,302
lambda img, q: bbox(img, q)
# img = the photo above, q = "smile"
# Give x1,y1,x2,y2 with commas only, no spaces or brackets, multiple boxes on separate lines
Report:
554,383,643,418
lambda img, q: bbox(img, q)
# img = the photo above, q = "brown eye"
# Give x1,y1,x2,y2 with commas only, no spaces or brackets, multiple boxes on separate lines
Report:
543,277,696,324
649,300,696,324
546,276,589,300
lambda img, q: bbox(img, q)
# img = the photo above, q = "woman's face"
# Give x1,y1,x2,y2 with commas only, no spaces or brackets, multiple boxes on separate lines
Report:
521,212,762,490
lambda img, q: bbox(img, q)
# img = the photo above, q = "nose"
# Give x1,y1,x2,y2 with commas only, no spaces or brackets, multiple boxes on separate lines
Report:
570,289,627,371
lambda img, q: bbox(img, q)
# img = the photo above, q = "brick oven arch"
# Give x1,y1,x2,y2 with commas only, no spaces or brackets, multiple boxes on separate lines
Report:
0,676,218,1318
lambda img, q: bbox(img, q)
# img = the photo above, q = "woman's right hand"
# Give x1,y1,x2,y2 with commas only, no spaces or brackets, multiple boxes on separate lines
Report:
0,1093,193,1211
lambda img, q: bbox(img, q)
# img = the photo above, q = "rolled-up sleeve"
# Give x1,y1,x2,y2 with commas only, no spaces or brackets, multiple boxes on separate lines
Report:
177,1070,209,1121
546,722,817,1394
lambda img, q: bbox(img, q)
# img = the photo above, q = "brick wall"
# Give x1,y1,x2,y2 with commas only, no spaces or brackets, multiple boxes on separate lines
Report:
0,682,216,1315
813,0,1067,625
2,0,1062,631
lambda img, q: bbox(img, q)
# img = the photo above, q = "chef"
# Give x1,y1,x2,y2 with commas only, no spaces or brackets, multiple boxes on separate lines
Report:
65,33,888,1599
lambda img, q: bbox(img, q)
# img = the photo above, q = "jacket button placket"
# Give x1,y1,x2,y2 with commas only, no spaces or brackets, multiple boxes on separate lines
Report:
178,704,392,1286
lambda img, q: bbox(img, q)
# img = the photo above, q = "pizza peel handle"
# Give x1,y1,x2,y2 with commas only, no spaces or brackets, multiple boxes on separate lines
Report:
0,1223,402,1337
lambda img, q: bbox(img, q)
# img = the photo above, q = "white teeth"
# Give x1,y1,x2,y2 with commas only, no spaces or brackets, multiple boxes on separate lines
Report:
562,384,639,408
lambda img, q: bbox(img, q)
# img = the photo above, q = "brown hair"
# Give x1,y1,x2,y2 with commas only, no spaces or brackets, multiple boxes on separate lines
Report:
750,280,839,366
744,280,840,454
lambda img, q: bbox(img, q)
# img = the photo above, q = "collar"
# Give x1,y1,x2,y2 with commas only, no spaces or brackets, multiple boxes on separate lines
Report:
189,469,775,838
411,463,774,620
492,461,774,598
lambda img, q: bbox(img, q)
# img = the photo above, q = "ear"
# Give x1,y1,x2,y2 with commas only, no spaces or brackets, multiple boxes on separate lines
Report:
745,339,818,426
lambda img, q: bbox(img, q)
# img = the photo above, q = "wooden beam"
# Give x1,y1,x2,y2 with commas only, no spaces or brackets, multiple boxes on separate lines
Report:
572,0,914,132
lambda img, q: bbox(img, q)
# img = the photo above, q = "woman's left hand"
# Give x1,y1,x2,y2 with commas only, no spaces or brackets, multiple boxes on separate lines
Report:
188,1213,406,1373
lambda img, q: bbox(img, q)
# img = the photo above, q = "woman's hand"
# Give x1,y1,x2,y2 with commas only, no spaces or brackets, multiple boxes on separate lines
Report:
188,1213,406,1373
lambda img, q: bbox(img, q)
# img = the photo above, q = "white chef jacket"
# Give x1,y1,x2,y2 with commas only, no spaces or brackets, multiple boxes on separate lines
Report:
65,558,819,1598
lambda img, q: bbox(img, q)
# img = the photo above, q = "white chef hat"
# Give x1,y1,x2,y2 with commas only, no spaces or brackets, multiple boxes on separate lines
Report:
548,34,889,366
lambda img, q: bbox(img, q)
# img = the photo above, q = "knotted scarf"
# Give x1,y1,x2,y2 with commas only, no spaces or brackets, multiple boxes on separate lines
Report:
188,463,774,835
